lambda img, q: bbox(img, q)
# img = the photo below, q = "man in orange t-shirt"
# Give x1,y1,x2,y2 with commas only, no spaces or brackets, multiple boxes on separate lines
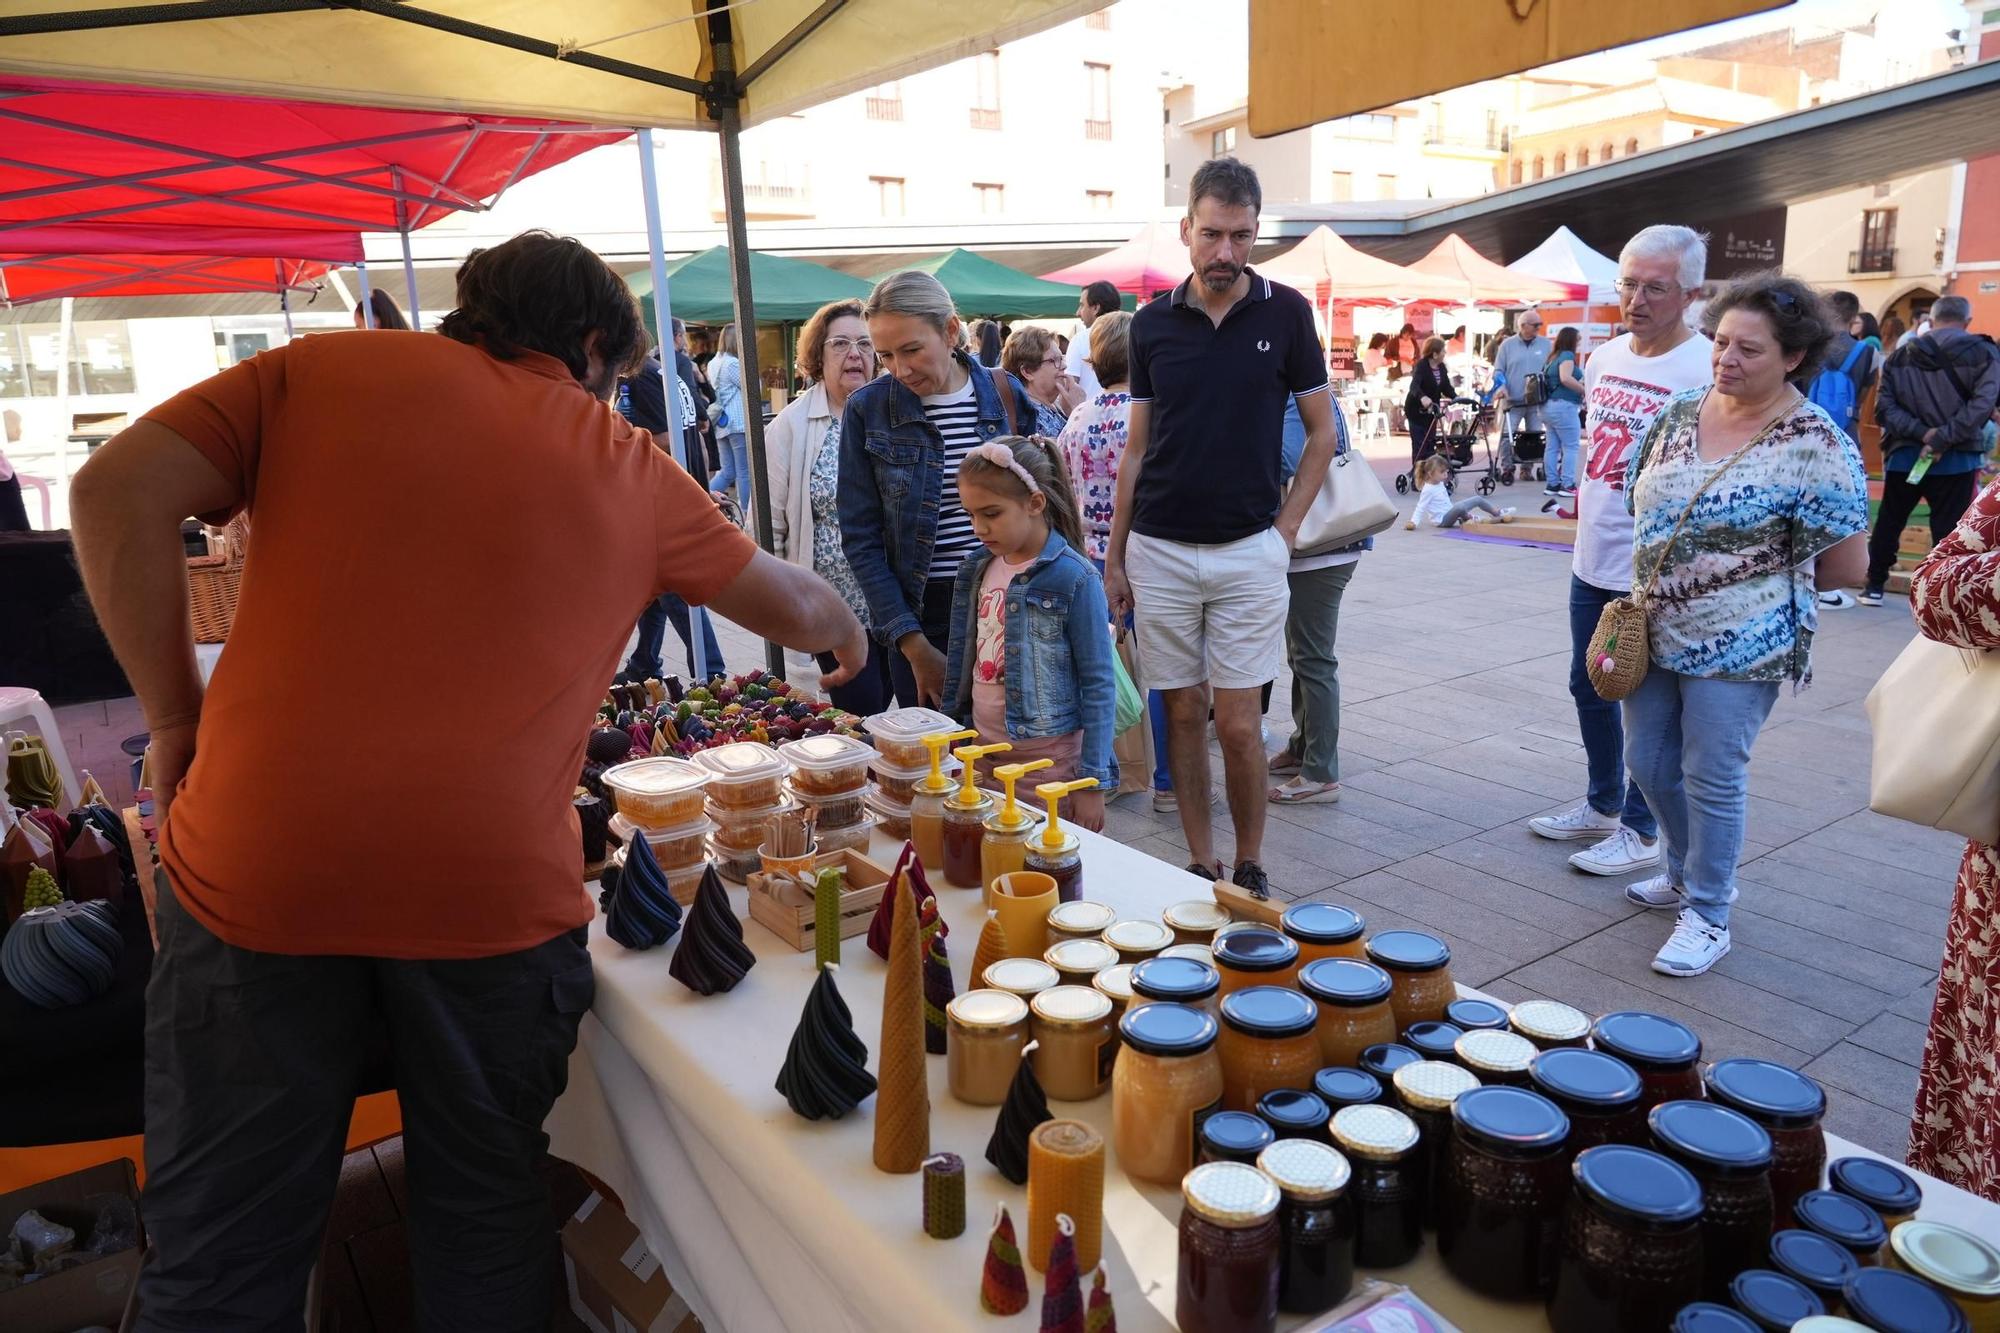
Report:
71,231,865,1332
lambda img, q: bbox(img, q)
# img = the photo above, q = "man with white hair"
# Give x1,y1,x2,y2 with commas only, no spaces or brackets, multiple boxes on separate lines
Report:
1491,309,1552,488
1528,225,1712,885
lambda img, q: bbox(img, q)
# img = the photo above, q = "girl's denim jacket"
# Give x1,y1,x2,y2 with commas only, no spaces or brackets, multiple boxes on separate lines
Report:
944,528,1115,785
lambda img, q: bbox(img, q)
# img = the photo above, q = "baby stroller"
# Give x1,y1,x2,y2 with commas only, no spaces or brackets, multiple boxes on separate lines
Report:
1506,425,1547,487
1395,394,1502,497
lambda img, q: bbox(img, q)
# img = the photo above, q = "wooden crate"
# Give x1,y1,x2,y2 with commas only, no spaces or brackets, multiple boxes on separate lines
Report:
746,847,892,952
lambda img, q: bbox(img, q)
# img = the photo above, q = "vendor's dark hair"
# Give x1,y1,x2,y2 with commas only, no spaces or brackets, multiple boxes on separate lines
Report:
439,230,645,384
1699,270,1834,386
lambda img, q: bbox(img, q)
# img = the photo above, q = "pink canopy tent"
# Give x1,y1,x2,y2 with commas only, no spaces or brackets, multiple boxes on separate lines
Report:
1260,226,1471,306
0,222,358,305
1407,233,1584,306
1042,221,1190,297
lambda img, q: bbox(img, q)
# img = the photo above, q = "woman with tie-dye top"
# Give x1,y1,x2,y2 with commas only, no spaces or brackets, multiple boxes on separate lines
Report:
1055,311,1134,564
1618,273,1870,979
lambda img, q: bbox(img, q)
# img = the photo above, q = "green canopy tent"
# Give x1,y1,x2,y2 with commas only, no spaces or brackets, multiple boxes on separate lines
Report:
875,248,1114,318
629,246,870,328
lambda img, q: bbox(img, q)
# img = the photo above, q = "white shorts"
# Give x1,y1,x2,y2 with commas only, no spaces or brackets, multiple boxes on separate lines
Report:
1127,527,1290,692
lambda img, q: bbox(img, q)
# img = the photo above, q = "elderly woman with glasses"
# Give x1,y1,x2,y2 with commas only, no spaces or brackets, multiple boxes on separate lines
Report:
767,299,897,712
1003,325,1086,437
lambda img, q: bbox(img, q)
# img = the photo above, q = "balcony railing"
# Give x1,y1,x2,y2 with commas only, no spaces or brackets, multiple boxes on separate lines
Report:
1424,127,1509,152
1849,247,1896,274
866,96,903,121
1084,118,1112,141
970,107,1001,130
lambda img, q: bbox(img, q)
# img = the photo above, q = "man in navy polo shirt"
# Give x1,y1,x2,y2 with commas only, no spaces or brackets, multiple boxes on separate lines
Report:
1103,157,1339,899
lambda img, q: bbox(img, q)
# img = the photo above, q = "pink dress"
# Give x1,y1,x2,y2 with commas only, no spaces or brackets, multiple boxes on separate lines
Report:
1906,477,2000,1202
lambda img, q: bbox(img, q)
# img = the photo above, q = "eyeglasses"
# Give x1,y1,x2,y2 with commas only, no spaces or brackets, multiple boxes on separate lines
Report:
1614,278,1682,301
1039,355,1066,369
825,336,875,358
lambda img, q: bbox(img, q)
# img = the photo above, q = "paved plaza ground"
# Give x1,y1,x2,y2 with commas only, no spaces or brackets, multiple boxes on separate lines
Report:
51,448,1955,1162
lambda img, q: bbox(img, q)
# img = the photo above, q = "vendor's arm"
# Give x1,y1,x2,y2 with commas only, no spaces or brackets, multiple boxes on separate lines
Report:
707,550,867,684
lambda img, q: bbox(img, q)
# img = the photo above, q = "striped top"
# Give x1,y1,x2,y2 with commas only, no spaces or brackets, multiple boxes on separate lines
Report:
925,376,986,580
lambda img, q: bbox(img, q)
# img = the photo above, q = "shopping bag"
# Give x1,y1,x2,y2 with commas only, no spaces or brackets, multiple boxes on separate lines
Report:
1112,628,1143,735
1866,636,2000,846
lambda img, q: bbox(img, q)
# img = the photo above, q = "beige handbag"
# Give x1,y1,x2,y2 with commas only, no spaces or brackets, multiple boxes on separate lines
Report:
1866,637,2000,846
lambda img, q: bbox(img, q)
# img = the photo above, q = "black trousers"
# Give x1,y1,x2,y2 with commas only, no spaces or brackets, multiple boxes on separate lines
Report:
136,870,593,1333
885,576,957,709
1865,465,1981,589
817,636,897,716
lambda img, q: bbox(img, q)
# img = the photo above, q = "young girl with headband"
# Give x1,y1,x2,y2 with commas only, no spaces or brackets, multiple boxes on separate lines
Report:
943,435,1116,830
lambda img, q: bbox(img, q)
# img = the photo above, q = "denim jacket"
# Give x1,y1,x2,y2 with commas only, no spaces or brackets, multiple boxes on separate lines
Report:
944,529,1116,785
837,352,1039,645
711,353,744,436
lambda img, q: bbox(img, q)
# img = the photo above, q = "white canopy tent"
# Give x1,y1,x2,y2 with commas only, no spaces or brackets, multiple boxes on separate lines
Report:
1507,226,1622,308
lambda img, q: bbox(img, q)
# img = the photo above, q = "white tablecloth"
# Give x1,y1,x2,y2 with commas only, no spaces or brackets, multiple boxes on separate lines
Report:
547,826,2000,1333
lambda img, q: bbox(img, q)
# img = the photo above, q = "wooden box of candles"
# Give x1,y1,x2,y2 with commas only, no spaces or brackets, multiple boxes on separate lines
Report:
745,847,892,951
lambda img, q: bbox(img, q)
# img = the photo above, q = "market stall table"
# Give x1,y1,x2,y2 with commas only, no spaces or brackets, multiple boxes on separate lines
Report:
547,824,2000,1332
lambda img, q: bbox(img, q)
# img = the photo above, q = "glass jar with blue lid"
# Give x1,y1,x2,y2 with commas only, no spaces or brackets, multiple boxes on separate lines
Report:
1257,1087,1332,1144
1446,996,1511,1032
1364,929,1455,1029
1212,927,1300,997
1532,1046,1647,1160
1436,1085,1571,1299
1131,955,1222,1018
1111,1001,1224,1186
1278,902,1366,967
1298,957,1398,1068
1707,1058,1828,1227
1731,1268,1827,1330
1217,986,1320,1114
1402,1020,1463,1064
1358,1042,1422,1089
1592,1011,1705,1111
1197,1109,1274,1167
1672,1302,1765,1332
1843,1266,1973,1333
1795,1189,1888,1265
1312,1066,1383,1112
1652,1099,1776,1300
1548,1144,1705,1333
1772,1228,1860,1312
1829,1156,1924,1231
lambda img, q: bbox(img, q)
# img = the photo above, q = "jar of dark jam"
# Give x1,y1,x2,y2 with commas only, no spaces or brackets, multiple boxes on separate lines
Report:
1772,1228,1860,1313
1364,930,1456,1029
1512,999,1593,1051
1390,1060,1479,1230
1707,1058,1828,1228
1844,1264,1977,1333
1329,1104,1423,1269
1532,1047,1648,1163
1795,1190,1888,1267
1437,1085,1572,1299
1730,1269,1827,1330
1652,1100,1777,1302
1177,1161,1281,1333
1257,1087,1332,1145
1257,1138,1357,1314
1828,1157,1924,1234
940,789,993,889
1456,1028,1540,1088
1359,1043,1422,1094
1593,1012,1705,1112
1313,1066,1383,1112
1673,1302,1765,1332
1199,1110,1275,1166
1446,996,1511,1032
1402,1021,1463,1065
1548,1144,1705,1333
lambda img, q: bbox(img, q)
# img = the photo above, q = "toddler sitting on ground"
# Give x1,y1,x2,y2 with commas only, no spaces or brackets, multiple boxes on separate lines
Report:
1404,455,1515,530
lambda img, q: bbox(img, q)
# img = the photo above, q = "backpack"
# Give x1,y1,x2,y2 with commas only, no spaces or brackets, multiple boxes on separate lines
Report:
1808,342,1868,440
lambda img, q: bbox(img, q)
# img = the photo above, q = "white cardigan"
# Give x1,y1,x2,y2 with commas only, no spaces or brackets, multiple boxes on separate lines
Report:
765,381,835,571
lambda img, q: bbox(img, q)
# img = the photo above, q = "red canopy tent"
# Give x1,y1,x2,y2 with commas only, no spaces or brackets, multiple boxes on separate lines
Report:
0,254,335,304
1406,233,1584,306
1259,226,1471,306
1042,222,1191,297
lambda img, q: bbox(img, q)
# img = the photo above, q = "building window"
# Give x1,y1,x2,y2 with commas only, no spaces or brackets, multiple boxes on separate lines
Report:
1625,136,1639,155
1853,208,1897,273
1,321,137,397
1330,171,1353,201
871,175,905,217
865,81,903,121
1532,156,1544,180
971,51,1001,130
1084,9,1109,29
1377,174,1397,198
973,181,1005,214
1085,62,1112,139
1554,151,1567,173
1509,159,1523,185
1601,141,1614,161
1577,146,1590,167
1086,188,1114,213
1211,126,1236,155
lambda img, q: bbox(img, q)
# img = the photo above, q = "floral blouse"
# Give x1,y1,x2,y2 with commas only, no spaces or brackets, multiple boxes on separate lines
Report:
808,417,870,624
1627,389,1867,683
1054,391,1132,564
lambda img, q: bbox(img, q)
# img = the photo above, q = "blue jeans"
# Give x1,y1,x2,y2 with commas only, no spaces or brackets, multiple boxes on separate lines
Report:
709,432,751,509
627,593,725,682
1622,668,1779,929
1568,576,1657,838
1542,399,1580,490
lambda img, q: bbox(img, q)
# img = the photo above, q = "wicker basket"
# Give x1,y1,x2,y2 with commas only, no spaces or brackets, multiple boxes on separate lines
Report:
187,514,249,644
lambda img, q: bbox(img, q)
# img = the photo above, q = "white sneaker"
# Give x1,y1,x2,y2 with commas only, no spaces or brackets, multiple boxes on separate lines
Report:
1529,800,1622,841
1624,874,1685,910
1652,908,1730,977
1569,825,1663,876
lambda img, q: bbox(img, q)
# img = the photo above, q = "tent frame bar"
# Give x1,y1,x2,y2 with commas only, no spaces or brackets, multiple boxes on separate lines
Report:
732,0,847,92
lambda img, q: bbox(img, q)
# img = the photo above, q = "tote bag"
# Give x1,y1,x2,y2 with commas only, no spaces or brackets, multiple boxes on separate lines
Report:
1292,451,1397,557
1865,636,2000,846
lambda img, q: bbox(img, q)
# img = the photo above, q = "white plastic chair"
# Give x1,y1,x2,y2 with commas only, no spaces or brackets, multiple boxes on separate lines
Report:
0,686,81,808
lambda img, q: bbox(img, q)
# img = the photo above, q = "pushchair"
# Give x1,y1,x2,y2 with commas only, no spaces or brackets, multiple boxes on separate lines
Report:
1506,424,1547,487
1395,394,1502,496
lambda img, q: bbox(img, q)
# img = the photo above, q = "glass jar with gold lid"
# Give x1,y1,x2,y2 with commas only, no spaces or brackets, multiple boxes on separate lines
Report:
1164,898,1231,946
1510,998,1593,1050
1047,900,1117,943
1044,938,1119,988
1161,942,1215,966
1888,1221,2000,1333
946,988,1030,1106
1364,930,1456,1030
1217,986,1320,1113
1257,1138,1356,1314
1391,1059,1481,1228
1030,984,1116,1101
1457,1029,1540,1087
1113,1002,1224,1186
1104,918,1175,964
983,957,1059,1004
1092,963,1136,1021
1177,1161,1282,1333
1330,1103,1424,1269
1297,957,1397,1069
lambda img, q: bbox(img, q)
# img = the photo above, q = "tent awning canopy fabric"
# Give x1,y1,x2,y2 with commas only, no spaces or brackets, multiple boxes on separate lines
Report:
0,252,330,304
0,2,1103,131
1041,221,1191,298
1259,225,1471,307
0,74,627,245
1407,233,1584,306
877,249,1088,319
628,247,870,326
1507,226,1621,306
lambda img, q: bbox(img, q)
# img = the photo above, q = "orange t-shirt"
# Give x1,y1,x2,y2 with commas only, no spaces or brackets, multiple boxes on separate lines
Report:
145,331,756,959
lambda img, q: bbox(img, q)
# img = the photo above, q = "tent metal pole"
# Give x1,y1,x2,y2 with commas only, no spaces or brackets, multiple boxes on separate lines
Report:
278,260,294,339
356,260,375,328
392,166,420,327
637,127,711,686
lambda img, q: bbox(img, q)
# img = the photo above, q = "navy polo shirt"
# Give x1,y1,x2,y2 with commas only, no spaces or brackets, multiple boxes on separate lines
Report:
1129,267,1328,544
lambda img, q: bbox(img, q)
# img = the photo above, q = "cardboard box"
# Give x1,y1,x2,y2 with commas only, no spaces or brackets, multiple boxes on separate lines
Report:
560,1191,701,1333
0,1159,143,1333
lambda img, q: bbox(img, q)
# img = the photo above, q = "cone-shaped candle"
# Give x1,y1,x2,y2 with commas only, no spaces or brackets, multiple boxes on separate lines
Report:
77,771,108,808
604,831,682,950
873,868,930,1172
1039,1214,1085,1333
923,1152,966,1239
1085,1263,1117,1333
62,823,121,904
971,910,1012,979
980,1203,1030,1316
921,898,954,1055
985,1039,1053,1185
668,865,756,995
775,965,877,1120
72,805,135,890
